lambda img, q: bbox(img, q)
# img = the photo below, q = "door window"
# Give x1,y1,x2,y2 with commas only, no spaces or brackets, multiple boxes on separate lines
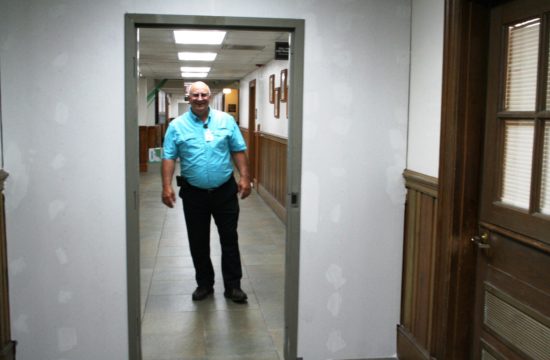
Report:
481,10,550,243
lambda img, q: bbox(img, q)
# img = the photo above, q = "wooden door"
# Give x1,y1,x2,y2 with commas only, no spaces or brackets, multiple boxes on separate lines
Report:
248,80,257,185
473,1,550,359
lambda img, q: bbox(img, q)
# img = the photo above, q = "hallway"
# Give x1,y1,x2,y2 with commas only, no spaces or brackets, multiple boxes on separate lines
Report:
139,163,286,360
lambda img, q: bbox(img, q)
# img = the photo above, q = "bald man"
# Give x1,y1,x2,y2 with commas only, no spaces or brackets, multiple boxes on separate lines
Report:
161,81,251,303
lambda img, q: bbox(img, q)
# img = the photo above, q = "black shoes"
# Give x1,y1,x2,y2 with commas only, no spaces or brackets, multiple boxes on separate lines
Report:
192,286,247,303
192,286,214,301
224,288,248,303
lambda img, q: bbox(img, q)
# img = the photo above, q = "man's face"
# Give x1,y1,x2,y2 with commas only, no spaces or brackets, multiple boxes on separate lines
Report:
189,83,210,116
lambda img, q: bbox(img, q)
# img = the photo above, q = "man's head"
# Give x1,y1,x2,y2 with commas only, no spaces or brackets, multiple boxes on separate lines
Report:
188,81,211,119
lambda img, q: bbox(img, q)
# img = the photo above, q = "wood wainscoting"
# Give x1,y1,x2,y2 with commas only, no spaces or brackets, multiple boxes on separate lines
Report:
139,125,165,173
257,132,287,222
398,169,438,360
239,127,287,222
240,126,249,145
0,170,16,359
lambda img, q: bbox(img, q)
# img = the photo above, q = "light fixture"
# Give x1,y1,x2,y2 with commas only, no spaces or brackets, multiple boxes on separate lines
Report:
174,30,226,45
178,52,217,61
223,88,232,94
181,72,208,78
180,66,211,72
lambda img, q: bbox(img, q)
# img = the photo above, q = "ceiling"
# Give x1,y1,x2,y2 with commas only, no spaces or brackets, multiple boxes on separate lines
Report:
137,28,289,95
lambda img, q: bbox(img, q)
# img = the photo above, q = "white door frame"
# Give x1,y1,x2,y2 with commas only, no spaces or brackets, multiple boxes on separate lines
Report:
124,14,304,360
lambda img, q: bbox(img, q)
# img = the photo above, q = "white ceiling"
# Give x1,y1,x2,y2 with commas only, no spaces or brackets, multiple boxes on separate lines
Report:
137,28,289,94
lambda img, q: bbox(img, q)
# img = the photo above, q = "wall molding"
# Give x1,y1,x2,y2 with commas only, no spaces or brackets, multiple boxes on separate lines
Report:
397,325,434,360
398,168,439,360
403,169,438,197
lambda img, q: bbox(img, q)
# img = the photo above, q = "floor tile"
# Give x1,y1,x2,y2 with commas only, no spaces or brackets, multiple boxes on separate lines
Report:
140,165,285,359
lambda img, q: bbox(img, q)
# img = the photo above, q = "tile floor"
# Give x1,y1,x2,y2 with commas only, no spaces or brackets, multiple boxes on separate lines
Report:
139,163,286,360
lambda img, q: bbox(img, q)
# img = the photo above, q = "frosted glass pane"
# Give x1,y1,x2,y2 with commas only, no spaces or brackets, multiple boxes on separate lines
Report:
541,123,550,215
500,120,534,209
504,19,539,111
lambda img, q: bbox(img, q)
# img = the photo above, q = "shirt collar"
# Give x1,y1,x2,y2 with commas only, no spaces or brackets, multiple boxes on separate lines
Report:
190,107,211,124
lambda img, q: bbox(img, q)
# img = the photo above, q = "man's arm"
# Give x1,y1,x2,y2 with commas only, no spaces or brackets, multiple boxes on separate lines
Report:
161,159,177,208
231,151,252,199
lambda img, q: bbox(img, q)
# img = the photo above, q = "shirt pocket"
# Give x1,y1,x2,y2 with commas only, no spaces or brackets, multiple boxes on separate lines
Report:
211,128,231,154
177,133,202,157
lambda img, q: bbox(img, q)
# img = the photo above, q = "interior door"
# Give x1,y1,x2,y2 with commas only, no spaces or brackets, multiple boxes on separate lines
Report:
247,79,257,185
473,1,550,359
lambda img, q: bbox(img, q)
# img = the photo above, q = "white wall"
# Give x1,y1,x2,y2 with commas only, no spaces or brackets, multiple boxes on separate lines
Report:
177,102,190,117
169,93,186,118
138,78,156,126
0,1,412,359
240,59,289,138
407,0,444,178
211,92,223,111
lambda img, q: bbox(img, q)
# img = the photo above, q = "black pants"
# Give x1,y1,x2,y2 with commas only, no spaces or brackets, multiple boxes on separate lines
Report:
179,176,242,290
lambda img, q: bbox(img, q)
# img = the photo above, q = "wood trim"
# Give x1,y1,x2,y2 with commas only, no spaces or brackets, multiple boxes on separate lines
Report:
256,132,287,223
239,126,249,145
0,341,16,360
399,169,439,359
433,1,491,359
397,325,435,360
254,125,261,188
479,221,550,254
404,169,438,197
0,170,15,360
259,131,287,143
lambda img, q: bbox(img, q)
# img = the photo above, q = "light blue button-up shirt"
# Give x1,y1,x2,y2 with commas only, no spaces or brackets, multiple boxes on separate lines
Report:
163,108,247,189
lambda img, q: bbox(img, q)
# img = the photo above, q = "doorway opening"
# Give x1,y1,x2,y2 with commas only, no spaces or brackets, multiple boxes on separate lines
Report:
124,14,304,360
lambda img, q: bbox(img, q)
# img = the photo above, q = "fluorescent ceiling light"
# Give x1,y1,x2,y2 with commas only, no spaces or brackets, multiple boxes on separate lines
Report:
174,30,226,45
181,72,208,78
223,88,232,94
180,66,211,72
178,52,217,61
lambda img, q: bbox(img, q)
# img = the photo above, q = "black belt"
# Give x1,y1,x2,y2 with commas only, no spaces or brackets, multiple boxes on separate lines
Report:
176,175,232,192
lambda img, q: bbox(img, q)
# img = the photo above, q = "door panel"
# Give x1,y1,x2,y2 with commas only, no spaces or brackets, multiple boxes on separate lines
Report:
474,0,550,359
248,80,257,185
473,225,550,360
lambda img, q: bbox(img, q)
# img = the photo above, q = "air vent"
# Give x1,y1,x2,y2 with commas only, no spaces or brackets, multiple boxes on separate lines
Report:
221,44,265,51
484,289,550,360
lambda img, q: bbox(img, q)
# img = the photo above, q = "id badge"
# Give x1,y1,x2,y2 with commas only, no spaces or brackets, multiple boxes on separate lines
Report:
204,129,214,142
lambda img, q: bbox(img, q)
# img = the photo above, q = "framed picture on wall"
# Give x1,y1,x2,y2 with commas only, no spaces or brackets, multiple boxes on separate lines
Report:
269,74,275,104
274,87,280,118
280,69,288,102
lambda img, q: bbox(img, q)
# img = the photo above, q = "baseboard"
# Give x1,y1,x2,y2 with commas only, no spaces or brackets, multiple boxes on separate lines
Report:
0,340,17,360
397,325,434,360
257,183,286,223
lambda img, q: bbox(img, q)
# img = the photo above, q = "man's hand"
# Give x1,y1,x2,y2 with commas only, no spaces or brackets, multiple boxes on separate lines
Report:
161,159,176,208
162,185,176,208
237,176,251,199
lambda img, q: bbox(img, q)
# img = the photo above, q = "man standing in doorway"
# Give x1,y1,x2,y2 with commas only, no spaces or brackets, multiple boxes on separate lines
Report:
161,81,251,303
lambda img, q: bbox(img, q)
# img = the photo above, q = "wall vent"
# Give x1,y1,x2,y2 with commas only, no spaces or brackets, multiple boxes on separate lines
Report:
484,288,550,360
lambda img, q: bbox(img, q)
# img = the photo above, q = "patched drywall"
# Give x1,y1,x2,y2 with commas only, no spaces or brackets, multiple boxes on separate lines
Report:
0,1,412,359
407,0,444,177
